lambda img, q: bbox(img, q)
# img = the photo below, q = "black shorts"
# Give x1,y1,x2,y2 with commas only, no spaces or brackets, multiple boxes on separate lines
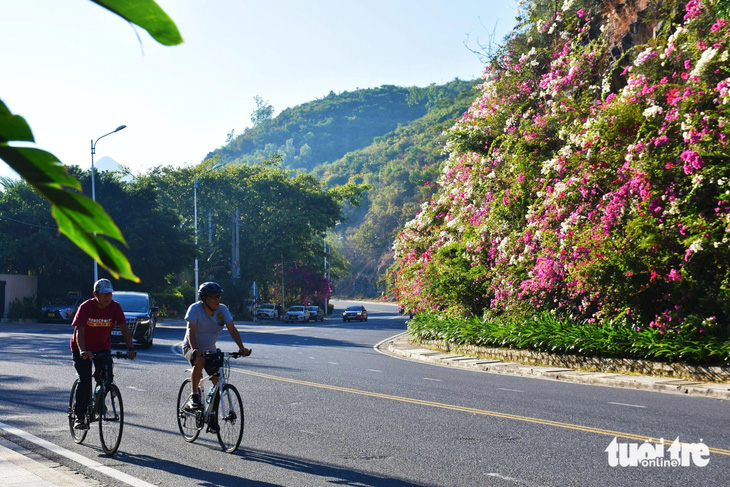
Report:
182,346,221,376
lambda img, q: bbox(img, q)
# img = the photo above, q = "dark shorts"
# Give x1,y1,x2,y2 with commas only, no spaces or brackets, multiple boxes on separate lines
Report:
182,346,221,376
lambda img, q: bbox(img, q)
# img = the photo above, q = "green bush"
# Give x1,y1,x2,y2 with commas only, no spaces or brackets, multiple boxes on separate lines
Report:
408,312,730,365
151,292,185,318
8,297,40,322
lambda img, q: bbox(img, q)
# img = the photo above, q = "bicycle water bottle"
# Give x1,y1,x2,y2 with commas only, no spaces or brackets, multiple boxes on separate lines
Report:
207,389,215,404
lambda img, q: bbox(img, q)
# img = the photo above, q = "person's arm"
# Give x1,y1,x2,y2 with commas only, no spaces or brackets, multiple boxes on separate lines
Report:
225,321,251,356
115,304,136,359
76,327,93,360
186,319,203,359
118,321,137,359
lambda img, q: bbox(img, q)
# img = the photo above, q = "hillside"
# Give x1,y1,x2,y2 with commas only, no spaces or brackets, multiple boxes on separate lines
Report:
209,85,433,172
209,80,480,296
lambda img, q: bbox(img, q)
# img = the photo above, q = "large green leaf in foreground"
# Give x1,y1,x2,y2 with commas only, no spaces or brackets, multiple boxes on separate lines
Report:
0,100,138,281
91,0,183,46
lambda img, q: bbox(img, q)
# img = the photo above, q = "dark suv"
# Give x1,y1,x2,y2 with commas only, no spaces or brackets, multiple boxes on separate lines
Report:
111,291,159,349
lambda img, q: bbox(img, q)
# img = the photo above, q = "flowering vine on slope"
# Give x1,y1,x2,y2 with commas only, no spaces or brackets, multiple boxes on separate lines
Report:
392,0,730,334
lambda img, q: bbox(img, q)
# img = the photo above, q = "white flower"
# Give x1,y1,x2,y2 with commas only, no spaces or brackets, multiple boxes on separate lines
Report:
688,240,704,255
634,48,655,66
643,105,663,118
691,48,718,79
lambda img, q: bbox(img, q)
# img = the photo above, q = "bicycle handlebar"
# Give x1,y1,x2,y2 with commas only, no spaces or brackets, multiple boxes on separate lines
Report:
203,350,252,360
92,350,131,359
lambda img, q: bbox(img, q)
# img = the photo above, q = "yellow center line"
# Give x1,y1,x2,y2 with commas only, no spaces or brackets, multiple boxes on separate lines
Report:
235,369,730,457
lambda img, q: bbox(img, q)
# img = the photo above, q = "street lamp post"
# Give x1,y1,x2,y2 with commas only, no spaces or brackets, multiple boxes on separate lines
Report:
194,164,222,292
91,124,126,282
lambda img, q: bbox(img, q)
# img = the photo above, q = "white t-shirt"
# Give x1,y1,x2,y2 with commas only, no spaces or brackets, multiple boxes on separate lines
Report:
183,302,233,351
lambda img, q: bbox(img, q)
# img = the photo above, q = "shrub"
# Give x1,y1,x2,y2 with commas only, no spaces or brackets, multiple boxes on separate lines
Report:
8,297,40,322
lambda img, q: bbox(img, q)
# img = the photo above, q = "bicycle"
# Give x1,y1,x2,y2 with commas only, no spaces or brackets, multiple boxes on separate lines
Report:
176,350,248,453
67,351,128,455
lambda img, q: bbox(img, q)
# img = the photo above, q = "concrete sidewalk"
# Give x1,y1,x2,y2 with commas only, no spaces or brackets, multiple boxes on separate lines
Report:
0,437,97,487
379,332,730,400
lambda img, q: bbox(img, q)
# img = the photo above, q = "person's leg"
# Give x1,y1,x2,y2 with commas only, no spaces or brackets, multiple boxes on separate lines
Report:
72,352,92,420
184,347,205,407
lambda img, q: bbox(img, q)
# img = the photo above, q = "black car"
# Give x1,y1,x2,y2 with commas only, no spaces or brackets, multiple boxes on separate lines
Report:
342,305,368,322
41,296,84,323
111,291,159,349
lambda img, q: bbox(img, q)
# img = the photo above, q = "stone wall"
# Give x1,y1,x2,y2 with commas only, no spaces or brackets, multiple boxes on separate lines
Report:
414,337,730,383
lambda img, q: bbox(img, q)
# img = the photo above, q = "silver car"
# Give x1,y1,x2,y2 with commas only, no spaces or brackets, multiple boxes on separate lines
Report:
285,305,310,322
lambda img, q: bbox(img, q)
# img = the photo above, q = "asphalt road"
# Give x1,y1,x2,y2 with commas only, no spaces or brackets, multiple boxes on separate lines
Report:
0,299,728,486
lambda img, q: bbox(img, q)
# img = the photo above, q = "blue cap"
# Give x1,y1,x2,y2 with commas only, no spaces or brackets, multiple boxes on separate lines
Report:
94,279,114,294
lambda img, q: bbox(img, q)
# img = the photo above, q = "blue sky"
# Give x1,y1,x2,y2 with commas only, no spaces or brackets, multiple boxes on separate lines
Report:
0,0,519,180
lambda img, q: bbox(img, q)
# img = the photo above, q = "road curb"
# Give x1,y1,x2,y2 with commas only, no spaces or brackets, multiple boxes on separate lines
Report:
380,333,730,400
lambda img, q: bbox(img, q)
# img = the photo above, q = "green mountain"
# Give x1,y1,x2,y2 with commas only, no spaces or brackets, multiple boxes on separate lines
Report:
209,80,480,296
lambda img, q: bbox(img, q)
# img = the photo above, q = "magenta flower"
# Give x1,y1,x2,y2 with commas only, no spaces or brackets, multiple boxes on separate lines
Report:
683,0,702,20
711,18,728,32
680,150,704,174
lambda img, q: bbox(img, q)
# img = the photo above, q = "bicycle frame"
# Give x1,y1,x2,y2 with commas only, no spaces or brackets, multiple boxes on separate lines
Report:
69,350,127,455
196,354,234,426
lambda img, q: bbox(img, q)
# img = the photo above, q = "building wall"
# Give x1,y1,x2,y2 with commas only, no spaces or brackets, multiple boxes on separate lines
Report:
0,274,38,319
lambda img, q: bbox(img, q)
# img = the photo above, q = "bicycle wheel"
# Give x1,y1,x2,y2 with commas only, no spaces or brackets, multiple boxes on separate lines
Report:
68,379,88,444
217,384,244,453
99,384,124,455
176,379,201,442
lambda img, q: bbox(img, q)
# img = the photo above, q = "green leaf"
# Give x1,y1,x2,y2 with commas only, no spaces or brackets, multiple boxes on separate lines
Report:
0,146,80,190
0,100,34,143
52,206,138,282
44,186,127,243
91,0,184,46
0,99,137,282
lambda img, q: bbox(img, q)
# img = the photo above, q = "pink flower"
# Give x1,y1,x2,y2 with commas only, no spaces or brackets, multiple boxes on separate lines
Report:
683,0,702,20
577,8,585,18
681,150,704,174
667,269,682,282
711,18,728,32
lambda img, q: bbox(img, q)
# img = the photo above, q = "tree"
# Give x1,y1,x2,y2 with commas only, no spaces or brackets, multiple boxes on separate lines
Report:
0,167,194,300
251,95,274,127
0,0,183,282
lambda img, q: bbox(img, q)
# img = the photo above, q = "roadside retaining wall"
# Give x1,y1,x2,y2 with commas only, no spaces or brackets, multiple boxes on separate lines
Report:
413,337,730,383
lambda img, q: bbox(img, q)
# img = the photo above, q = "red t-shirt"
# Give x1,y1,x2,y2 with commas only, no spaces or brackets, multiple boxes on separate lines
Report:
70,298,127,353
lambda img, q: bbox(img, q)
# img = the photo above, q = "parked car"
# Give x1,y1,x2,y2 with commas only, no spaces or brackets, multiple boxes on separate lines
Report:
257,303,278,320
306,305,324,322
284,305,310,322
41,295,83,323
111,291,159,349
342,305,368,322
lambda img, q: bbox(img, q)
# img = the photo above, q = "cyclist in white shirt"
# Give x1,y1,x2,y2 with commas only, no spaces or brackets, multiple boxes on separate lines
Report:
182,282,251,411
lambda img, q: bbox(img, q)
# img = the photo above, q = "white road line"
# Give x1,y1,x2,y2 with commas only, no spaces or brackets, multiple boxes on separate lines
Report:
0,421,155,487
498,388,524,393
608,402,646,408
423,378,442,382
367,369,383,373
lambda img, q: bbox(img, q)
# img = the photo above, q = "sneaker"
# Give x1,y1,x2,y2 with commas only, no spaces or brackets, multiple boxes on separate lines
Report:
186,393,202,410
73,419,89,430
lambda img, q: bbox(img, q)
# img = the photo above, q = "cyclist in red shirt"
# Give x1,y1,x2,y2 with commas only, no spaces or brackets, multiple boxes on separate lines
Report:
70,279,136,430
